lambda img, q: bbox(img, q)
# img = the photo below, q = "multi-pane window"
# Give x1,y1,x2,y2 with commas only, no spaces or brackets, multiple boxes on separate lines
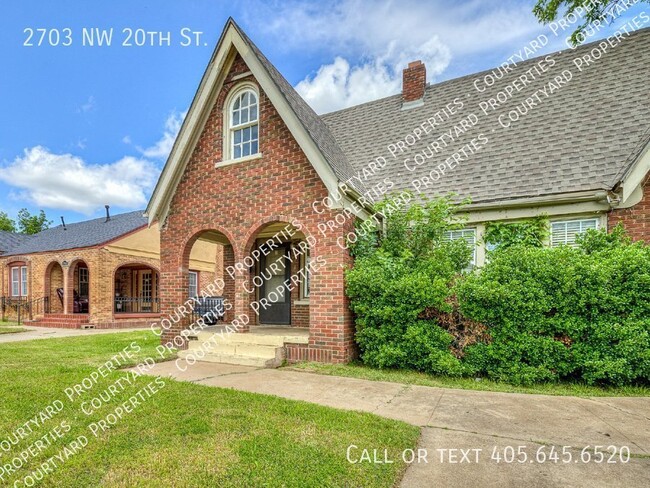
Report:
78,267,89,298
21,267,28,296
550,219,598,247
10,266,27,297
230,90,259,159
443,229,477,268
189,271,198,299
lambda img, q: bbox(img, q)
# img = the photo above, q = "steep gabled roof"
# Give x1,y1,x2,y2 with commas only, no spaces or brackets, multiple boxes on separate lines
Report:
234,24,360,188
1,210,147,256
322,27,650,206
146,18,363,225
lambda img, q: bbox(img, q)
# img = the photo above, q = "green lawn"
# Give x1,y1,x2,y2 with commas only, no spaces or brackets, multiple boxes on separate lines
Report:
290,362,650,398
0,325,28,334
0,333,419,487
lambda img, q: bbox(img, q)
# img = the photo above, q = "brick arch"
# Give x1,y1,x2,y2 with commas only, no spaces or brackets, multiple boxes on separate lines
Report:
43,261,64,313
180,226,238,267
242,215,315,255
112,261,160,277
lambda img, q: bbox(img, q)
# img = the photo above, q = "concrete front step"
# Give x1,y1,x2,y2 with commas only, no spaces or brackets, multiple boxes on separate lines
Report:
177,349,281,368
180,326,308,368
186,328,309,347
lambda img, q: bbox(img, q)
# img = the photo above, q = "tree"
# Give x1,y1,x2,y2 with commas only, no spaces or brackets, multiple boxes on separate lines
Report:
0,211,17,232
533,0,648,45
17,209,52,235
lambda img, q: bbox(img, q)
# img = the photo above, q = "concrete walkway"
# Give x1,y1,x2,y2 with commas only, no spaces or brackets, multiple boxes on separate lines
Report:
136,360,650,487
0,325,147,344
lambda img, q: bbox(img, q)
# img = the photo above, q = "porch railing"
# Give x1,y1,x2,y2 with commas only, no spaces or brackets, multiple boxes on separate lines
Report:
1,296,49,325
114,297,160,314
191,296,226,326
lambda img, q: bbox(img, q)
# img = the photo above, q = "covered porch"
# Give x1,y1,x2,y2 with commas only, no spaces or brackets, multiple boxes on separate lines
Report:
113,264,160,316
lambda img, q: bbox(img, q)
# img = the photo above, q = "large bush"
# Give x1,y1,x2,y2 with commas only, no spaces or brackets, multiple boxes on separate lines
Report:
346,195,472,375
347,197,650,387
458,227,650,386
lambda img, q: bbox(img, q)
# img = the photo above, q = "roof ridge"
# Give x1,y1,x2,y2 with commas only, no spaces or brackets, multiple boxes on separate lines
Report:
321,25,650,119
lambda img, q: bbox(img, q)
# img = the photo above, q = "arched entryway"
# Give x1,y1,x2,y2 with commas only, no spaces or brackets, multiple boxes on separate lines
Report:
243,220,312,327
182,229,235,324
114,264,160,314
44,261,64,313
67,260,89,314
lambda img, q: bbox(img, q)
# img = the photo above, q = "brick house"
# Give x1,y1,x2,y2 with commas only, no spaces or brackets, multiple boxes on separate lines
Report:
0,210,220,328
144,20,649,365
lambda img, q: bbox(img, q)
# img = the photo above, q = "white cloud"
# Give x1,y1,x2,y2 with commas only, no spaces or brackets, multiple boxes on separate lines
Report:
122,135,131,144
138,111,185,159
255,0,544,112
0,146,157,215
77,95,96,113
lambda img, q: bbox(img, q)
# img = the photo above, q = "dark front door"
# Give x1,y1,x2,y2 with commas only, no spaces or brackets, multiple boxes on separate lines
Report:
258,243,291,325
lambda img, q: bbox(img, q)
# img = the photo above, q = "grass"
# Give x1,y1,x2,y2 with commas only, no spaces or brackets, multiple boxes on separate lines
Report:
0,332,419,487
290,362,650,398
0,325,28,334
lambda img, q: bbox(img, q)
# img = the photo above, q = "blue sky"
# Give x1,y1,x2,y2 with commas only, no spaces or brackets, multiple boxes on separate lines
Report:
0,0,646,225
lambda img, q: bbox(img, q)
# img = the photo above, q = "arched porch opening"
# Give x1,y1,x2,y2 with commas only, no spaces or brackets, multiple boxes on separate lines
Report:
182,229,235,325
66,259,89,314
44,261,64,313
244,220,312,327
114,264,160,315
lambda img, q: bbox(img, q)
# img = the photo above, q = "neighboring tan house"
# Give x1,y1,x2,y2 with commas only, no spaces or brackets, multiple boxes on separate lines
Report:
0,210,221,328
146,19,649,365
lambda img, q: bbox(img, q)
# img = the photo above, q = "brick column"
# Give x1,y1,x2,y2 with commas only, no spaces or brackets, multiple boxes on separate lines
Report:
306,223,357,363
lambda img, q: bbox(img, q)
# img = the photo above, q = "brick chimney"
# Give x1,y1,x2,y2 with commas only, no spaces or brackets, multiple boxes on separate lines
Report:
402,60,426,106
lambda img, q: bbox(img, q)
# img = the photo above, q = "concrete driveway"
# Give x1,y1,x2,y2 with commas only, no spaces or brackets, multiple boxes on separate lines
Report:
135,360,650,488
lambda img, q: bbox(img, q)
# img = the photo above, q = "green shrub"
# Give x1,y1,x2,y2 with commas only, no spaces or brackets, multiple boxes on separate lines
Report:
457,232,650,386
346,195,472,375
347,196,650,387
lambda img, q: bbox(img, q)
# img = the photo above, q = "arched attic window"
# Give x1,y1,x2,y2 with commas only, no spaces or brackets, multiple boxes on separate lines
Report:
225,84,259,161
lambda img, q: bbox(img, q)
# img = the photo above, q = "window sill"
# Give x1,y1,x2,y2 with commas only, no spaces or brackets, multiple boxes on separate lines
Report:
294,299,310,306
215,152,262,168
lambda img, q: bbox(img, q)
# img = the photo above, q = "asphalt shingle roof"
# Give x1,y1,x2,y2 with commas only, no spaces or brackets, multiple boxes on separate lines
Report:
0,231,31,255
322,27,650,205
2,210,147,256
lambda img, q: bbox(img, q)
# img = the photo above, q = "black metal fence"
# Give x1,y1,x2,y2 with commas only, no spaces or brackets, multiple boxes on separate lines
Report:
191,296,226,326
1,296,49,325
114,297,160,314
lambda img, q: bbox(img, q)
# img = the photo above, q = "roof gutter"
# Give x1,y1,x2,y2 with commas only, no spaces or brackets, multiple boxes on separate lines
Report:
462,189,611,212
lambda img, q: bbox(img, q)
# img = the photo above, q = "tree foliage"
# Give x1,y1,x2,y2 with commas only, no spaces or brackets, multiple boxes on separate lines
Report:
0,211,17,232
16,209,52,234
533,0,648,45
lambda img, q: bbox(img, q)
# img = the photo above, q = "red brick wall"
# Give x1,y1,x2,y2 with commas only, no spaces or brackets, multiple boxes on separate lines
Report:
609,174,650,242
159,53,356,362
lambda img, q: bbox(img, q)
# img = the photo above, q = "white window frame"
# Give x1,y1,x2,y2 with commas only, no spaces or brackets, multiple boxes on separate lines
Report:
188,271,198,299
222,83,260,164
21,266,28,297
10,266,27,297
443,228,477,269
11,267,20,297
550,218,599,247
300,251,310,300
